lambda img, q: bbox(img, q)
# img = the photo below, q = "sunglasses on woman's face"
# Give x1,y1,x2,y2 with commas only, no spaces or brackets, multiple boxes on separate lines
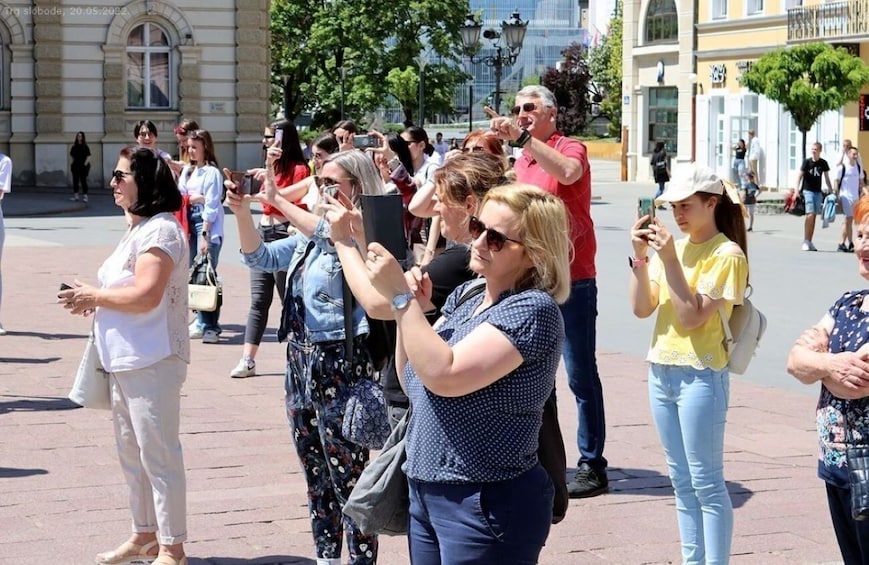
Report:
468,216,522,252
112,169,131,183
510,102,539,115
315,175,352,188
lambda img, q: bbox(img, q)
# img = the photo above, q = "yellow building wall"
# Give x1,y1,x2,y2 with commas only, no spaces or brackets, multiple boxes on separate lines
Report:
697,0,790,22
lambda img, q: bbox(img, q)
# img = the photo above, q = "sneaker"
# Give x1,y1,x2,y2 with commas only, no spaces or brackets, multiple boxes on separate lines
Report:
808,241,818,252
69,195,79,201
202,329,219,344
230,357,256,378
0,323,6,336
83,195,88,203
849,242,855,252
189,321,204,339
801,241,810,251
802,240,817,252
838,243,849,252
567,463,609,499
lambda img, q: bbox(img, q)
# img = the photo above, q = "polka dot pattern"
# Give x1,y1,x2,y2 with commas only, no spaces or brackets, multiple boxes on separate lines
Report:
403,282,564,483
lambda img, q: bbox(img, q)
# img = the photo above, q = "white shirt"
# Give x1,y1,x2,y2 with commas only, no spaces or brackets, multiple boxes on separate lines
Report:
748,137,762,160
94,213,190,372
0,153,11,199
840,162,863,201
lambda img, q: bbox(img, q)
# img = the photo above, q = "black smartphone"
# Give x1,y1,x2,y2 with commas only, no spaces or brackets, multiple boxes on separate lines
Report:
352,134,378,150
59,283,73,291
638,197,655,230
229,171,253,195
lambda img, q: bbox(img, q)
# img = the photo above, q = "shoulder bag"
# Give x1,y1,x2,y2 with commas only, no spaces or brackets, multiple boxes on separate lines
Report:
845,400,869,520
719,286,767,375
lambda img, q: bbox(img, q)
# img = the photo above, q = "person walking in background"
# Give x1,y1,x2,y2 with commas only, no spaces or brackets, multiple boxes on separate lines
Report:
747,129,762,183
742,171,759,232
488,84,607,498
651,140,670,204
433,132,449,162
787,195,869,564
227,120,309,379
731,139,747,188
178,129,224,343
0,151,11,335
70,131,91,203
58,146,190,565
629,164,748,564
836,145,865,253
794,141,834,252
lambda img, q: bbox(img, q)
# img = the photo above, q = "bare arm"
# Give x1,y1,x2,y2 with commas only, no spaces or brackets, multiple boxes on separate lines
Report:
628,217,659,318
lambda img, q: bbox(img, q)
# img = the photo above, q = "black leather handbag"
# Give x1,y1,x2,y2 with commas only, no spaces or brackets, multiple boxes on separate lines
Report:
845,401,869,521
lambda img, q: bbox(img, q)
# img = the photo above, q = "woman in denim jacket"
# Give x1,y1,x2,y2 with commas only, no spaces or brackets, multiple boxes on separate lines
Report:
227,150,385,565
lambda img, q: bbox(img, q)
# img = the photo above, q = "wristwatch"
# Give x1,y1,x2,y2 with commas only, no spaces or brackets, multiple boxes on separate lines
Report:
509,128,532,148
390,292,415,311
628,256,649,269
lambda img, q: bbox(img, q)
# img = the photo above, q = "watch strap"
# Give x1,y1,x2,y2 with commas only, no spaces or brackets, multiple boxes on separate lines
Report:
629,256,649,269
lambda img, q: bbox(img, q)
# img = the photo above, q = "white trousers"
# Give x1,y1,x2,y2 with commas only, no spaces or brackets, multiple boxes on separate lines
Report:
110,355,187,545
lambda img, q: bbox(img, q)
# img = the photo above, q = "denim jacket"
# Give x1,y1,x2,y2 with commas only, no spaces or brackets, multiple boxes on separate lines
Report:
241,217,369,344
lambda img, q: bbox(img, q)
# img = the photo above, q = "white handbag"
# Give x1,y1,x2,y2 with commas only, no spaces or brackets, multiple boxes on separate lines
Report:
68,334,111,410
188,253,219,312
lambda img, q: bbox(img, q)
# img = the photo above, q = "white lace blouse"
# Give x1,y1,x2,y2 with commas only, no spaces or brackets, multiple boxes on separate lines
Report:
94,212,190,372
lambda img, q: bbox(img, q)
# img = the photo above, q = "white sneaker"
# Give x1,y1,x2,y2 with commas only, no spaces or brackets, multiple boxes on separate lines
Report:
230,358,256,378
202,329,219,344
0,323,6,336
801,241,811,251
83,195,88,203
189,325,203,339
808,241,817,252
69,195,79,201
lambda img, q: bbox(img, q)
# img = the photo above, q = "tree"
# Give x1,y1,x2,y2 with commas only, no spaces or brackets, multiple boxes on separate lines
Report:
741,42,869,161
541,43,593,136
587,0,623,137
270,0,469,128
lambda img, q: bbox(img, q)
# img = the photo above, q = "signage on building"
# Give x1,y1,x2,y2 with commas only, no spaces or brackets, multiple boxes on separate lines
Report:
860,94,869,131
735,60,753,82
709,64,726,87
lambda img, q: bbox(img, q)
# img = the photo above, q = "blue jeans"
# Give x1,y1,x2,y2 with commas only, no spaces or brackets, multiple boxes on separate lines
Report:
407,464,553,565
803,190,824,215
648,363,732,565
188,206,222,332
559,278,606,472
655,181,666,199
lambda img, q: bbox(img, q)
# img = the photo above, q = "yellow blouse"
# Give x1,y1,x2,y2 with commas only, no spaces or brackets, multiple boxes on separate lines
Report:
647,232,748,370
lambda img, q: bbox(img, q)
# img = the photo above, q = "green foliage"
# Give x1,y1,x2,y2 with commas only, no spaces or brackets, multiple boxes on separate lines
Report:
542,43,593,136
587,0,623,137
270,0,470,129
741,42,869,160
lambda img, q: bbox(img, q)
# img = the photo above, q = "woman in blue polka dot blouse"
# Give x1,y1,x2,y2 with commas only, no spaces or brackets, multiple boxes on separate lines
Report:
365,184,571,564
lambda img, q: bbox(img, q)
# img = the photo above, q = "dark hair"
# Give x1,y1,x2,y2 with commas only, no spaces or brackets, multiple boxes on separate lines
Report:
332,119,357,135
402,125,429,145
386,133,415,175
133,120,158,139
269,119,306,176
654,141,665,154
120,146,181,216
697,190,748,260
186,129,219,169
312,132,339,154
75,131,87,145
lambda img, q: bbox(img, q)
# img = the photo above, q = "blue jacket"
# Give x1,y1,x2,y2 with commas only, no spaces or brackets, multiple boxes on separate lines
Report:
241,218,369,344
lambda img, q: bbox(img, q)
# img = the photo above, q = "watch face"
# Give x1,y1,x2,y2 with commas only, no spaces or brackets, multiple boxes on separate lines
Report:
392,293,411,310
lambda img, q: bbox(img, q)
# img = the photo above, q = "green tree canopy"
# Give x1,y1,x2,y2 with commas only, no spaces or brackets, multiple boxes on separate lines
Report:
270,0,470,130
741,42,869,161
587,0,623,137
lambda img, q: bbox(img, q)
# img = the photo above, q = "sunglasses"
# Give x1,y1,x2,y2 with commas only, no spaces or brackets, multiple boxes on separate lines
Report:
315,176,352,188
468,216,522,252
112,169,131,182
461,146,485,153
510,102,539,115
262,134,275,139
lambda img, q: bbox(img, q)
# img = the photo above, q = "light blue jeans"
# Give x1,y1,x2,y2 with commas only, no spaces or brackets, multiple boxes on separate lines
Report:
648,363,732,565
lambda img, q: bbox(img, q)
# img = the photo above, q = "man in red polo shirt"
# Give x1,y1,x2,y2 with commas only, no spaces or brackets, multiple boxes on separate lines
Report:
490,84,606,498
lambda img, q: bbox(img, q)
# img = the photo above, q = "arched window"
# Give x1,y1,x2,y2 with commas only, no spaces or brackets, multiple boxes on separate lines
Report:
126,22,171,109
645,0,678,44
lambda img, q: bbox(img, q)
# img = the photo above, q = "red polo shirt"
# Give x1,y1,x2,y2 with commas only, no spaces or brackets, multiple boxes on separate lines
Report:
515,132,596,281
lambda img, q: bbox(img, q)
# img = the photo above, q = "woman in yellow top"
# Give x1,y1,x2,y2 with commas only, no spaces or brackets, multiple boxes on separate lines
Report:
628,164,748,565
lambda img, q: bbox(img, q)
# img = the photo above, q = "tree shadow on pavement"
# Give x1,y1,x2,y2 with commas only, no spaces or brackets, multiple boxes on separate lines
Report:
188,556,314,564
0,394,81,415
0,467,48,478
591,467,753,509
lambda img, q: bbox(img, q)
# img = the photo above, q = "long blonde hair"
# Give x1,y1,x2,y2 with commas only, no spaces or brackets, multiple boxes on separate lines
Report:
480,183,572,303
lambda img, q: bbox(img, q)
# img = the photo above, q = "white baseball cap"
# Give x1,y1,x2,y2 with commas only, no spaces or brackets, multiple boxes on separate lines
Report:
655,164,724,206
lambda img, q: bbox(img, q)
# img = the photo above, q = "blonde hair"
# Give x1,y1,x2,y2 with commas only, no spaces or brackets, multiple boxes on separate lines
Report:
480,183,572,303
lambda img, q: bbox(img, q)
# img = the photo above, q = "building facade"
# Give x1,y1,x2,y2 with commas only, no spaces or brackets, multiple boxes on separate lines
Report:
623,0,868,189
0,0,269,188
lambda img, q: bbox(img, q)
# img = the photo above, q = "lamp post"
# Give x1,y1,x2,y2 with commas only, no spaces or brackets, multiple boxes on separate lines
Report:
335,48,345,120
413,54,429,126
460,10,528,116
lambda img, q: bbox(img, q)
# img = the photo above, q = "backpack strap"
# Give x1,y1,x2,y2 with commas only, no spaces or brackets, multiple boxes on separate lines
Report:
454,278,486,309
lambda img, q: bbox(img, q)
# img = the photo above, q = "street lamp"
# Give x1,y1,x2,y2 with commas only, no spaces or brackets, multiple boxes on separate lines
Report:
460,10,528,116
414,53,429,126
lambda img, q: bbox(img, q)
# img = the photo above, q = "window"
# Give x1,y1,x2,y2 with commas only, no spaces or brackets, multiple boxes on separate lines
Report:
126,23,171,109
747,0,764,15
788,116,800,171
785,0,802,9
645,0,678,44
712,0,727,19
648,87,678,154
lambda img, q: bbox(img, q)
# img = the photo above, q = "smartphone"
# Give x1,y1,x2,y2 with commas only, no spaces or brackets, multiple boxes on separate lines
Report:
229,171,253,195
59,283,73,291
353,134,378,150
273,128,284,146
638,197,656,230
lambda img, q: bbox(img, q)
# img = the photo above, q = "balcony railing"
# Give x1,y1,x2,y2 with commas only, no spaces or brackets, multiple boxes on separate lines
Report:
788,0,869,42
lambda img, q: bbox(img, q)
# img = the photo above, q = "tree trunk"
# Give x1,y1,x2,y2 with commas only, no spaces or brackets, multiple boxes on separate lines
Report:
403,104,414,127
801,129,808,163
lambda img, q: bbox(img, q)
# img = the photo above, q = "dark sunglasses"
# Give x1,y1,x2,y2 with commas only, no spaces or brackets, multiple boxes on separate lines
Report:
510,102,538,115
461,146,485,153
112,169,131,182
262,134,275,139
315,175,352,188
468,216,522,252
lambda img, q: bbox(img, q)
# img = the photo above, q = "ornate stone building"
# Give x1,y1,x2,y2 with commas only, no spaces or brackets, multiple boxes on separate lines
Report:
0,0,269,188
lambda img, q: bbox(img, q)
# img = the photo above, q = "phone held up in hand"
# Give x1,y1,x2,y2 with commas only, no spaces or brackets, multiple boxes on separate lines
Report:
229,171,253,195
273,128,284,146
352,134,378,150
59,283,73,291
638,197,655,230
